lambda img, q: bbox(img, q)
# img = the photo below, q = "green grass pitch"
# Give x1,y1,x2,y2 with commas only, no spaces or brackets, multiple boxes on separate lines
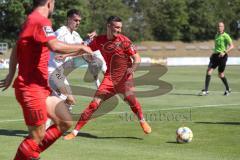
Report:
0,66,240,160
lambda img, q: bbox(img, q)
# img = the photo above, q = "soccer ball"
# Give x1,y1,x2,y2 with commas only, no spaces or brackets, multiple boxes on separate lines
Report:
176,127,193,143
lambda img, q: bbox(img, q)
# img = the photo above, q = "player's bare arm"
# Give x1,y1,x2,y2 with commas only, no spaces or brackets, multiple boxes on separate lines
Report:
87,30,97,40
225,42,234,54
47,39,93,55
220,42,234,57
128,53,141,75
0,46,17,91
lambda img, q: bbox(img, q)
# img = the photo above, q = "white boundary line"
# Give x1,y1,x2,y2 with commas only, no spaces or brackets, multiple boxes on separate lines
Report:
0,119,24,123
171,89,240,94
0,103,239,123
108,103,240,115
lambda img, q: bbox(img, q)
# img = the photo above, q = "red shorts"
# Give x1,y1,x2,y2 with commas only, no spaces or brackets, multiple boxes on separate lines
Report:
95,75,134,100
15,88,50,126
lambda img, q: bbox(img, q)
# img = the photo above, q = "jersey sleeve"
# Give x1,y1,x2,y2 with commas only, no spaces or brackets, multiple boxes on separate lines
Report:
55,28,66,42
33,19,56,43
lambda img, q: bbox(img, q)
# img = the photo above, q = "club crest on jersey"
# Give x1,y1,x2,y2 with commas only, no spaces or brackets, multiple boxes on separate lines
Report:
130,44,136,52
43,26,55,37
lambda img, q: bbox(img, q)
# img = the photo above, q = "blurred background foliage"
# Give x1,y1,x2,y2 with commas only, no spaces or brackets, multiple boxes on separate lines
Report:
1,0,240,44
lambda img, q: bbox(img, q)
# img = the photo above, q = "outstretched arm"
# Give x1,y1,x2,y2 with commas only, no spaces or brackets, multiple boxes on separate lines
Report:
47,39,92,55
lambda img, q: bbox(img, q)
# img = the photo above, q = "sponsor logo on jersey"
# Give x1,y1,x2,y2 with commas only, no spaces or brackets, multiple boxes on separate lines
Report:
43,26,55,37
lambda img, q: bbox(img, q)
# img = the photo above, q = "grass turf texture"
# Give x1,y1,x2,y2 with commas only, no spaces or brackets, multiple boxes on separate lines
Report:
0,66,240,160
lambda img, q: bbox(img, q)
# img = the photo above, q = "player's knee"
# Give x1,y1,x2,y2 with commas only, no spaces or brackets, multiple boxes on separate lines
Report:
218,73,224,78
31,130,46,143
207,69,213,75
38,131,46,141
59,120,73,132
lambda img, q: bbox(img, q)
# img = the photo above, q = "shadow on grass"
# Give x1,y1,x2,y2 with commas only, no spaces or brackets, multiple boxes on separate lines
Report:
169,93,198,96
72,132,143,140
0,129,28,137
166,141,179,144
195,121,240,125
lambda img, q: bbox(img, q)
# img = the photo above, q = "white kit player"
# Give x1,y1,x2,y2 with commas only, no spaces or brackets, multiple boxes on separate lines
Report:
47,9,106,128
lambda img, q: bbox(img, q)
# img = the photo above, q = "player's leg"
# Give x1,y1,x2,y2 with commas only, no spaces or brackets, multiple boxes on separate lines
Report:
123,89,151,134
218,54,230,95
219,72,231,95
93,74,101,88
56,75,76,105
91,50,107,88
202,68,214,94
63,96,102,140
14,125,45,160
14,89,48,160
64,77,115,140
93,61,106,87
200,54,217,95
94,60,107,88
47,68,75,129
88,59,102,88
116,74,151,134
37,96,73,153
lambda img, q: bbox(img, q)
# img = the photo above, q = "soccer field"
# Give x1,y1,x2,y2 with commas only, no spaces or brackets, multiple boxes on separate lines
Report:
0,66,240,160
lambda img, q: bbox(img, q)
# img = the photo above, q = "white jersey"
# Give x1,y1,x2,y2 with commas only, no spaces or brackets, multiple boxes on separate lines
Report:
48,26,83,98
48,26,83,74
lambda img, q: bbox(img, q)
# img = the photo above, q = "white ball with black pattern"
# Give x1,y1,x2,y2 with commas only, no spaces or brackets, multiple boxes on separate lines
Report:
176,127,193,143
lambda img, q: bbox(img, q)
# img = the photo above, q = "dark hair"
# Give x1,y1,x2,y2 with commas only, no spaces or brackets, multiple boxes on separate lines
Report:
107,16,122,24
67,9,81,18
33,0,48,8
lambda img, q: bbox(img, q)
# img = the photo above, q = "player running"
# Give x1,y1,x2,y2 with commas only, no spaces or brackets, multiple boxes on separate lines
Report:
64,16,152,140
47,9,106,128
0,0,92,159
200,22,234,96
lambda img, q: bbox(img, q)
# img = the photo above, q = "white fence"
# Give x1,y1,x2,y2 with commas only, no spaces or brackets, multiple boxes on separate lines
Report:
1,57,240,69
0,59,9,69
167,57,240,66
141,57,240,66
0,43,8,53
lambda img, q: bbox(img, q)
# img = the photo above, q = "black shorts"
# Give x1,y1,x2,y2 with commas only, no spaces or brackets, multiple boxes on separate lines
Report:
208,53,228,73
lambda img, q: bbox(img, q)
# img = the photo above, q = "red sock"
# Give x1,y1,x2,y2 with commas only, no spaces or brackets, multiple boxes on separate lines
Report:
125,95,144,120
75,101,99,131
38,124,62,152
14,137,40,160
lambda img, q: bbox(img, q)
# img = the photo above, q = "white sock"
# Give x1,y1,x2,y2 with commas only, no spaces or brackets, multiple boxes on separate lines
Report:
45,118,52,129
72,129,79,136
95,79,100,88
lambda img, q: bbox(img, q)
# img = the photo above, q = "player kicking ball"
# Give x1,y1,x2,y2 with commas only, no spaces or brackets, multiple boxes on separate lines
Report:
64,16,152,140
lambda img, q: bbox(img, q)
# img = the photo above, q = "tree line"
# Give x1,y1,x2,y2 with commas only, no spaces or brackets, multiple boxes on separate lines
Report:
1,0,240,45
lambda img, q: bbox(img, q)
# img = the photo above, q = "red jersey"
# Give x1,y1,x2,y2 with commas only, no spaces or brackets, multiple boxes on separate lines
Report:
13,11,56,91
89,34,136,82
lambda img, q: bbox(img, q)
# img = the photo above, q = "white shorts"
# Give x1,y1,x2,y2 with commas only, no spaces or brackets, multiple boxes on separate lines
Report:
48,66,69,100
